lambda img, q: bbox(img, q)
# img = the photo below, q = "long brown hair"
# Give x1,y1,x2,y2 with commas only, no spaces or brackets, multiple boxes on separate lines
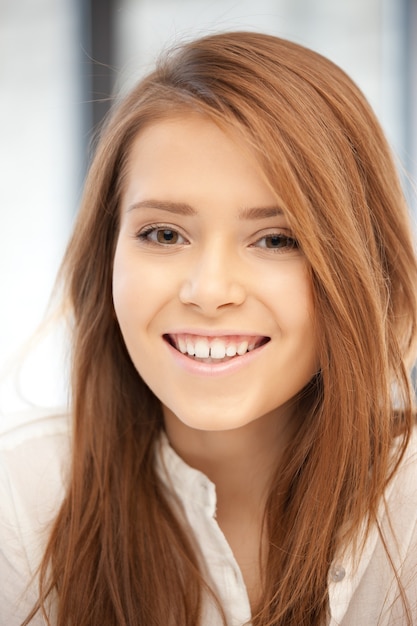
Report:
27,32,417,625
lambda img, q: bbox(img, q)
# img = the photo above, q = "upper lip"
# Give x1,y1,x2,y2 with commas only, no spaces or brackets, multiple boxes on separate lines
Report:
163,329,269,338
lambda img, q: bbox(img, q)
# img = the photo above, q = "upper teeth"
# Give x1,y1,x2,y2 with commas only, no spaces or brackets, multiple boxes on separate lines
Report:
175,335,258,359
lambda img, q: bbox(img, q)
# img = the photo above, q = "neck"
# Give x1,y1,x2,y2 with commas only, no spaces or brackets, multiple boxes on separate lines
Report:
163,406,295,514
163,406,297,609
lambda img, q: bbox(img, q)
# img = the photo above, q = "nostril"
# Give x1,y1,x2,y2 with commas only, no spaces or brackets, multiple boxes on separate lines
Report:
178,273,246,311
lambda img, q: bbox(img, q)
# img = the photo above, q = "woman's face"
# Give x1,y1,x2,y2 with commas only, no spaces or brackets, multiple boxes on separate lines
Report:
113,115,318,432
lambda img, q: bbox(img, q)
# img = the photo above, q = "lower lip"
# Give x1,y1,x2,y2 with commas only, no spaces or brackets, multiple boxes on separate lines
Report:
164,339,268,377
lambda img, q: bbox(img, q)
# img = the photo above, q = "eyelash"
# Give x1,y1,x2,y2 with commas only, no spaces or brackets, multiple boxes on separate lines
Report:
136,224,189,246
136,224,299,252
251,233,299,252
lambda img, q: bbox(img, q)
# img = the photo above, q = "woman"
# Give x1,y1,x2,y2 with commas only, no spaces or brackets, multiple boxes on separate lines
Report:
1,31,417,625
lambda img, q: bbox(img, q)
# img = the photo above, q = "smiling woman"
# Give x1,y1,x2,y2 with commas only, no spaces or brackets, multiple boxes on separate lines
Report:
1,31,417,626
113,116,317,435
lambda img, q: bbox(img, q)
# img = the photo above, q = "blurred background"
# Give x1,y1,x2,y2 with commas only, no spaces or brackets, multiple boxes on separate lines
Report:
1,0,416,414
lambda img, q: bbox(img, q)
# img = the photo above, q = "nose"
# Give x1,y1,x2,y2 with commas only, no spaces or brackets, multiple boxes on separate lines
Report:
179,245,246,314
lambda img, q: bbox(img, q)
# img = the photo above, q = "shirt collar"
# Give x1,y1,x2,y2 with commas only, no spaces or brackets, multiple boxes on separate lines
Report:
155,430,217,516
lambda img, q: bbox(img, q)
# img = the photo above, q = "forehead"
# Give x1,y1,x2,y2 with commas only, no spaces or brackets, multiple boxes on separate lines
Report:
127,113,254,162
121,114,282,213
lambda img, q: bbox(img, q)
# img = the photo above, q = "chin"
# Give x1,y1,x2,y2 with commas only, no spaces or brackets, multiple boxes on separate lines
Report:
165,404,268,433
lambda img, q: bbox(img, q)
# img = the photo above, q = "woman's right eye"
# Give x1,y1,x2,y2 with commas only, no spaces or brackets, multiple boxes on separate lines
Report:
137,226,187,245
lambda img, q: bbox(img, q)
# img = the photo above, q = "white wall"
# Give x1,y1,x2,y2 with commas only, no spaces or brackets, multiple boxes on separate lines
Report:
0,0,79,414
114,0,409,163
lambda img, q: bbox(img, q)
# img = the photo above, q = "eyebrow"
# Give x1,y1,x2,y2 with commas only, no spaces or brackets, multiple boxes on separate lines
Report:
127,200,196,215
238,206,284,219
127,199,284,219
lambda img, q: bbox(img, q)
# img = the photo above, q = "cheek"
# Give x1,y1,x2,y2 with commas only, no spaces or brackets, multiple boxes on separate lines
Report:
268,267,315,332
275,273,318,373
112,243,146,332
112,243,176,335
112,246,132,319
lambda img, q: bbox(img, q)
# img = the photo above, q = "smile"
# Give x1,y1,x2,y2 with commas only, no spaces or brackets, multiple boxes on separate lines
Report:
164,333,270,362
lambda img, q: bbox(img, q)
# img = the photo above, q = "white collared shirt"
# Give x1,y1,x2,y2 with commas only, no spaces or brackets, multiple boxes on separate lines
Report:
1,411,417,625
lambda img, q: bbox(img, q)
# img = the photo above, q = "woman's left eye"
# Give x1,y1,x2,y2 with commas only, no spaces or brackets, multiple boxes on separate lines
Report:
137,226,187,245
253,233,299,251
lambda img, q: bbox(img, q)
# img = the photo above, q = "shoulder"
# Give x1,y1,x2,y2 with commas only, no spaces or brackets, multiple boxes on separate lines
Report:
0,405,70,444
362,430,417,620
0,408,71,624
385,427,417,578
385,427,417,532
0,412,70,565
0,407,71,531
329,428,417,625
0,406,71,543
0,408,71,501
